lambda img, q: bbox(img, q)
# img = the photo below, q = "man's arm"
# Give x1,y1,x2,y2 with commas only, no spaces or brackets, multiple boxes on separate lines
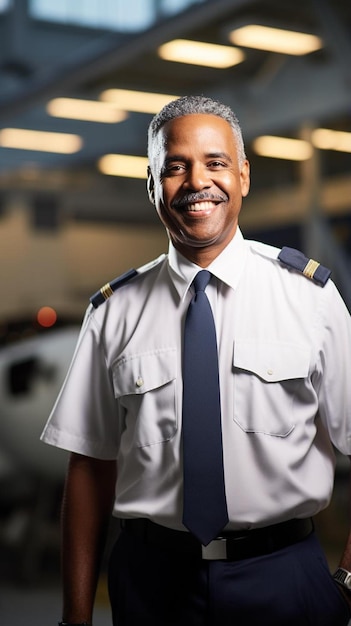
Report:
60,452,117,624
334,456,351,609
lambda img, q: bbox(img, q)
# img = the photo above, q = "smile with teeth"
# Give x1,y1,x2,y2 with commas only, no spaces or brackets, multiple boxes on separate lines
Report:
186,201,218,212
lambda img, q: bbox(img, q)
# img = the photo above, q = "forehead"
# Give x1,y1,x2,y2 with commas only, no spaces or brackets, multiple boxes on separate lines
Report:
159,113,236,152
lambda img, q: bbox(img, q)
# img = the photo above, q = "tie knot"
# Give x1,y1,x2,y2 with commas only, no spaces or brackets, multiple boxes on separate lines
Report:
193,270,211,293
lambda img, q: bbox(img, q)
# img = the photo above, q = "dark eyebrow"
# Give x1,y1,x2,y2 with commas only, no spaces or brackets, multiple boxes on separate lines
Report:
163,155,187,165
206,151,233,162
163,151,233,165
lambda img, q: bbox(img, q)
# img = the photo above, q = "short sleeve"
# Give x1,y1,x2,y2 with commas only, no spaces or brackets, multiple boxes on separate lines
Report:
40,307,120,459
316,281,351,455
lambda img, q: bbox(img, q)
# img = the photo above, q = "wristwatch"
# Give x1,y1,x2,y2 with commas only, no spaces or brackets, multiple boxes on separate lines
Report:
58,622,90,626
333,568,351,591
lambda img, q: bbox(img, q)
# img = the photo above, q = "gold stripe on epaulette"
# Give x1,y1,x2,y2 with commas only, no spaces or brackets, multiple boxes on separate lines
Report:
303,259,320,279
100,283,114,300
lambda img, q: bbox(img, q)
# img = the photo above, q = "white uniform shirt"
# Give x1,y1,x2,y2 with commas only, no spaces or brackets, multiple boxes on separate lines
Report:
41,228,351,531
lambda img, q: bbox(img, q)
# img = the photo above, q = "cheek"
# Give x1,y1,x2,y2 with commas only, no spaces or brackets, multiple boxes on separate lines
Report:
154,195,175,227
156,180,179,207
213,172,237,192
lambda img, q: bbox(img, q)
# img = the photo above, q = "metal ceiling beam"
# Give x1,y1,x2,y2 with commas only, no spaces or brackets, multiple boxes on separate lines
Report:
311,0,351,81
0,0,255,121
215,55,351,137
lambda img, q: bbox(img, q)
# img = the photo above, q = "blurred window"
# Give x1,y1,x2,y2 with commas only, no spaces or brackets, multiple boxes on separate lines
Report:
0,0,11,12
160,0,203,15
29,0,204,32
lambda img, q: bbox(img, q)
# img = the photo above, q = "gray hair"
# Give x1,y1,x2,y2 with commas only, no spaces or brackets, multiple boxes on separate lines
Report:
147,95,246,171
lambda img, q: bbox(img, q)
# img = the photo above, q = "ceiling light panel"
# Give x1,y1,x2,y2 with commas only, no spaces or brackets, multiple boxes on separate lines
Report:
253,136,313,161
229,25,322,56
0,128,83,153
47,98,128,123
100,89,178,114
311,128,351,152
98,154,148,178
158,39,244,68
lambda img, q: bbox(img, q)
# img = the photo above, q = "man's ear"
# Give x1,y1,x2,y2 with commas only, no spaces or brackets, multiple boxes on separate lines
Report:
147,166,155,205
240,160,250,198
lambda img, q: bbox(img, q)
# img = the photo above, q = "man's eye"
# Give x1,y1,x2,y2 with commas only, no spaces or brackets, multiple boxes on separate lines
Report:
209,161,226,168
163,164,185,175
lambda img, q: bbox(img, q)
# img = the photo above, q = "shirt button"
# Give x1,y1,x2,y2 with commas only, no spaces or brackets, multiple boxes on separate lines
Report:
267,369,273,376
136,377,144,388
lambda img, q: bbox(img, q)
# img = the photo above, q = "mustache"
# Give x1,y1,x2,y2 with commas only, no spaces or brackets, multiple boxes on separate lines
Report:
172,192,228,209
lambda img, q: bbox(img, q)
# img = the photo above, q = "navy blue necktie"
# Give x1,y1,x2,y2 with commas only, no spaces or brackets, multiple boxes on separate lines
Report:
182,270,229,546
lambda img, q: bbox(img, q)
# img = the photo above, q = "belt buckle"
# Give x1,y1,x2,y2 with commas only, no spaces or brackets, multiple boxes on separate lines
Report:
201,538,227,560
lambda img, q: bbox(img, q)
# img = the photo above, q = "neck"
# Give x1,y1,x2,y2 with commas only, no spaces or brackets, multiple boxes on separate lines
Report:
172,234,237,268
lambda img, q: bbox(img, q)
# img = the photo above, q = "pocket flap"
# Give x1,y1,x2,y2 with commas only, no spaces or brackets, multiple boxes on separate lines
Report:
234,340,310,382
112,348,177,397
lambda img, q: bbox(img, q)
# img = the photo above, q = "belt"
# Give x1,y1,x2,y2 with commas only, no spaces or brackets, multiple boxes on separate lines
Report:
121,517,313,561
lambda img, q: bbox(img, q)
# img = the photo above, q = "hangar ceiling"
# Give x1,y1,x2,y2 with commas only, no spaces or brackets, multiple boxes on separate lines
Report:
0,0,350,229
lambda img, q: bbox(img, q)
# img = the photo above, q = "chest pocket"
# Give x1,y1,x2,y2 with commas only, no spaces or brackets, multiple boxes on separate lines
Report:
233,340,311,437
112,348,177,447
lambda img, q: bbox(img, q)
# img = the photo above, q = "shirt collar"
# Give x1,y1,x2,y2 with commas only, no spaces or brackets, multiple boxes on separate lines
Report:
167,227,248,301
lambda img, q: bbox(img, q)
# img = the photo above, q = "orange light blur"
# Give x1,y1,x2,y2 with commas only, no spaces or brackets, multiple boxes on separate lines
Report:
37,306,57,328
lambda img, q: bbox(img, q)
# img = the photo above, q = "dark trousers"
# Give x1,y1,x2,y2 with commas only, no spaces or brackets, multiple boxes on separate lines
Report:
108,528,350,626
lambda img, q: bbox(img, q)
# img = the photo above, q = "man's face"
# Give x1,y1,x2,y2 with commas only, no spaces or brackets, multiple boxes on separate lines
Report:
148,113,250,265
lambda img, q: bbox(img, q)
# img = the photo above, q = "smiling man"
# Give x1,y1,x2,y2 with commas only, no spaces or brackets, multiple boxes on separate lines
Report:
147,111,250,265
41,96,351,626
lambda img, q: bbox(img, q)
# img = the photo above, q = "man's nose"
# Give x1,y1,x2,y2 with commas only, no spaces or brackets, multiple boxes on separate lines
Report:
184,163,211,190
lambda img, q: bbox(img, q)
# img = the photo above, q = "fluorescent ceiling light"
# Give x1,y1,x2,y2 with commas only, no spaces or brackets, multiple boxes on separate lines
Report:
253,136,313,161
0,128,83,153
311,128,351,152
98,154,148,178
229,25,322,55
47,97,128,123
158,39,244,68
100,89,178,114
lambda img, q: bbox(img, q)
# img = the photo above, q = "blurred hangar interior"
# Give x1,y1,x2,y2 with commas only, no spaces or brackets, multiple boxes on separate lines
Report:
0,0,350,602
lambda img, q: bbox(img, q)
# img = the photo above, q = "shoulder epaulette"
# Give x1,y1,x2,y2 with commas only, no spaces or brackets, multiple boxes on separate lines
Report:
90,268,138,308
278,247,331,286
89,254,166,309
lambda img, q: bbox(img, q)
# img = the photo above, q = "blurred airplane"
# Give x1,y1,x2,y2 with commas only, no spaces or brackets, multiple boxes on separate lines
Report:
0,325,80,480
0,324,80,581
